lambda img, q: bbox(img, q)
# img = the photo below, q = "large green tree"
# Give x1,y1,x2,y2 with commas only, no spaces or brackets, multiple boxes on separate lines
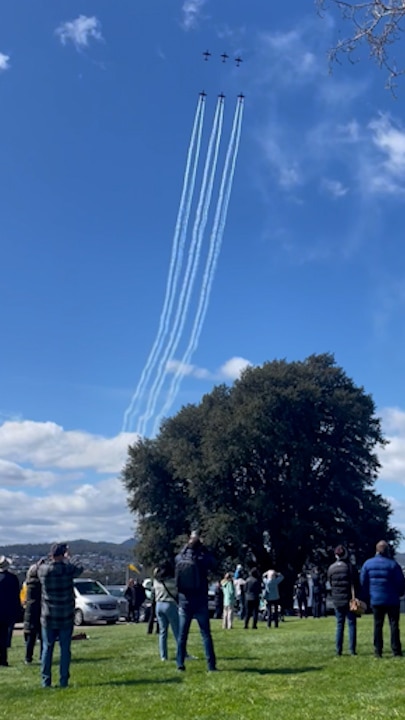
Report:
122,354,399,577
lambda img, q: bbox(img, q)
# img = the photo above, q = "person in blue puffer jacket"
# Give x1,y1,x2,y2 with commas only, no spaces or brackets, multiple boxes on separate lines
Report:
360,540,405,658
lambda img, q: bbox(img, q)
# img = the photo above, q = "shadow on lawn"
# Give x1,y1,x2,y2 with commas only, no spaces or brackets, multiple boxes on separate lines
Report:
94,677,182,687
234,666,322,676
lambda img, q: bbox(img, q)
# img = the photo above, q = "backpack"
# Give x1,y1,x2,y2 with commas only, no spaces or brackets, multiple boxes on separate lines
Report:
175,549,201,593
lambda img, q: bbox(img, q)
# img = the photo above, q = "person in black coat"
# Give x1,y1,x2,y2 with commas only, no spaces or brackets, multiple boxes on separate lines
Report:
327,545,358,656
244,568,262,629
214,581,224,619
294,572,309,619
23,563,43,664
0,556,21,667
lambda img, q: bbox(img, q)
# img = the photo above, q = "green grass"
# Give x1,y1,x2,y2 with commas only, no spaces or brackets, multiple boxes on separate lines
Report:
2,616,405,720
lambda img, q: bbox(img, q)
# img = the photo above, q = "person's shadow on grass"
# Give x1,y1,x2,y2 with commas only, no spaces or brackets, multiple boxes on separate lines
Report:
233,666,322,675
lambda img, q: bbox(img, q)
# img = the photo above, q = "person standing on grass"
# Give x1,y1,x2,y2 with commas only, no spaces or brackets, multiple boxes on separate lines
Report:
38,543,83,688
294,572,309,619
153,561,180,661
175,530,217,672
244,568,262,629
360,540,405,658
0,556,20,667
263,569,284,628
221,573,235,629
327,545,358,656
23,562,43,664
214,581,224,620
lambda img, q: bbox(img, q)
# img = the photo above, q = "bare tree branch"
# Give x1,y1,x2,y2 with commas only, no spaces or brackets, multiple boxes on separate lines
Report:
318,1,405,90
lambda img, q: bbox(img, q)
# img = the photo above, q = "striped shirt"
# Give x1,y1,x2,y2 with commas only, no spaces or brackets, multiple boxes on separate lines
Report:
38,560,83,629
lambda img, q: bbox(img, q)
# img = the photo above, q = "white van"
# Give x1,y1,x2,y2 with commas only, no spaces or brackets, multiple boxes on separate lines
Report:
73,578,119,626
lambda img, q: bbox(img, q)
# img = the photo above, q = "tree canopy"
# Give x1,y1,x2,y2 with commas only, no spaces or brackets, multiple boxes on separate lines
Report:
319,0,405,88
122,354,399,578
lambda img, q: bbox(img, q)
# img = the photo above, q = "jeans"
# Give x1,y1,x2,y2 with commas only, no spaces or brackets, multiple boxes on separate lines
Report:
177,599,216,670
41,625,73,687
335,605,356,654
156,601,179,660
372,604,402,656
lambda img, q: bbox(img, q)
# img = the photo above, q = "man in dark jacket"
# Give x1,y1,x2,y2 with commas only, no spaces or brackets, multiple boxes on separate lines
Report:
175,531,217,672
23,563,44,664
327,545,358,656
0,556,20,667
244,568,262,629
360,540,405,658
38,543,83,688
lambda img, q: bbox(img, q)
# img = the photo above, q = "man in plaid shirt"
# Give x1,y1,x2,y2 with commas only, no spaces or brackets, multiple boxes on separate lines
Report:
38,543,83,688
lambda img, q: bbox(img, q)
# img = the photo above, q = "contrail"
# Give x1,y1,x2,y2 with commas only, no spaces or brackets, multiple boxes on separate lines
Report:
153,99,244,434
121,96,205,433
138,98,224,436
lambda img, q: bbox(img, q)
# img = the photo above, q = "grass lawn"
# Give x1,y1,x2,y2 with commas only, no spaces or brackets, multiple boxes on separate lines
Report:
1,615,405,720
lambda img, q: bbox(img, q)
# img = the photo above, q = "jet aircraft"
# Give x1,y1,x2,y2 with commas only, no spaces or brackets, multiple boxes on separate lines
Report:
235,56,243,67
218,92,225,101
221,52,229,63
237,93,245,101
199,90,207,98
203,50,211,61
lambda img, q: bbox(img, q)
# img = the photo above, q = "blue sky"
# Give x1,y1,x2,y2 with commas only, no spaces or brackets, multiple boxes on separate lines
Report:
1,0,405,547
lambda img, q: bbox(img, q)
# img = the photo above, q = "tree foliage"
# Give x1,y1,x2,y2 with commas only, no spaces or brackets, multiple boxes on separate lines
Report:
319,0,405,89
122,354,399,578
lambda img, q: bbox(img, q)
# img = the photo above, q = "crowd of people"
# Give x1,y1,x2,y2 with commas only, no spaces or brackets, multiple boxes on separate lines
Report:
0,534,404,687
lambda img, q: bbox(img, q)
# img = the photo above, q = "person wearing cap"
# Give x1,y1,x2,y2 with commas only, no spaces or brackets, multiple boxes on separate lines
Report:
327,545,359,656
0,556,21,667
37,543,83,688
175,530,217,672
360,540,405,658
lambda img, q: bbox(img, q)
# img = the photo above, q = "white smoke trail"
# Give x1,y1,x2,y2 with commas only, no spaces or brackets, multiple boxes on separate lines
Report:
152,100,244,434
138,98,224,436
121,96,205,433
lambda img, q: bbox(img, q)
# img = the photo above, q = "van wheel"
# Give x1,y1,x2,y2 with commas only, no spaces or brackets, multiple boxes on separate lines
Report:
106,619,117,625
74,609,84,626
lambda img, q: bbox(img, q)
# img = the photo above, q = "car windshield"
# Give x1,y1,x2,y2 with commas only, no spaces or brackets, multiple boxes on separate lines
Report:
75,581,108,596
106,587,124,598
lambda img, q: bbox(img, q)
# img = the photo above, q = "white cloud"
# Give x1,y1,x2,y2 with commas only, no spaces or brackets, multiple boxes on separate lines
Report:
166,356,252,382
181,0,207,31
321,178,349,198
0,53,10,72
0,477,133,545
379,408,405,484
0,420,138,473
0,459,60,488
219,357,251,380
56,15,103,50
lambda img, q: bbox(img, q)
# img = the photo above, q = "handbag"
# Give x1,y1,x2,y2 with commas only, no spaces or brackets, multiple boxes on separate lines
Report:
349,596,367,616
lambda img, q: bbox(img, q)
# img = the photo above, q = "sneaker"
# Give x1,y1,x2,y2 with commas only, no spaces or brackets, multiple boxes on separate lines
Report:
177,665,186,672
185,654,198,660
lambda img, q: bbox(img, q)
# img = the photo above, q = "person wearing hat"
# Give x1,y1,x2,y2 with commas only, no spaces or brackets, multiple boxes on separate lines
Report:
327,545,359,656
37,543,83,688
175,530,217,672
360,540,405,658
0,556,21,667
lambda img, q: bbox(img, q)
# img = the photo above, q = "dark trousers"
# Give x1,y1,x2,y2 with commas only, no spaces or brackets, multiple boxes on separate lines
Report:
312,594,322,618
24,628,42,662
297,593,308,618
0,623,9,666
372,604,402,656
244,599,259,628
266,601,279,628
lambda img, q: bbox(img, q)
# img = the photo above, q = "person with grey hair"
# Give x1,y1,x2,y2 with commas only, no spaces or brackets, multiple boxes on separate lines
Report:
360,540,405,658
0,556,20,667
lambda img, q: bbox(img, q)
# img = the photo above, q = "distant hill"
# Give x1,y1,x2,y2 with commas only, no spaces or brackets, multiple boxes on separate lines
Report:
0,538,137,559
